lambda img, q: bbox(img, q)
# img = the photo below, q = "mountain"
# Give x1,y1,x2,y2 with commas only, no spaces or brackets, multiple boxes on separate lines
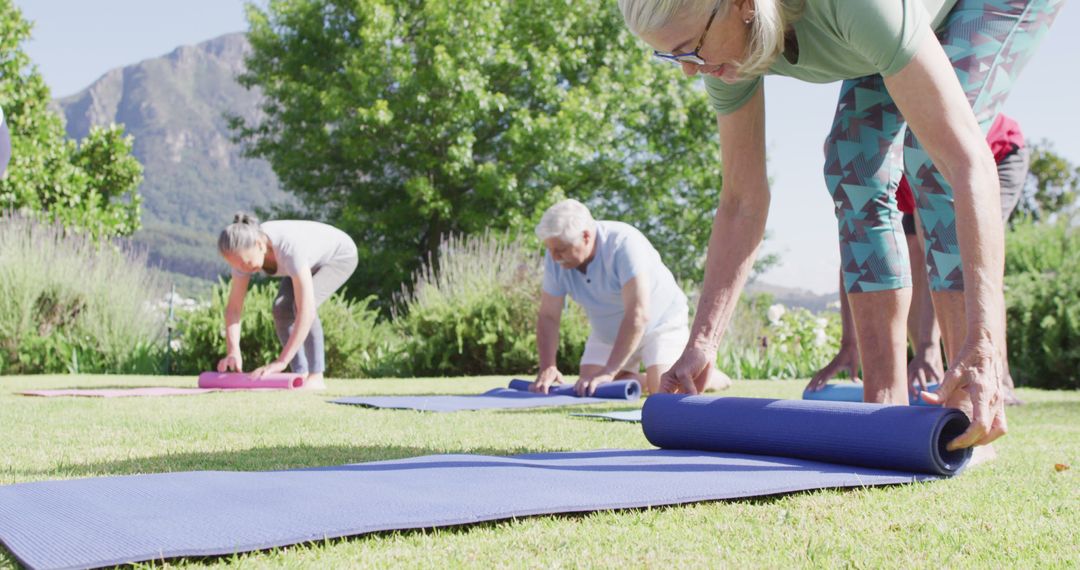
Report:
745,280,840,313
53,32,291,291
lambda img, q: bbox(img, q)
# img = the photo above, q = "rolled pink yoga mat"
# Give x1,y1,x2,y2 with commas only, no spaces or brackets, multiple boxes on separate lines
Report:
18,372,305,398
197,372,305,390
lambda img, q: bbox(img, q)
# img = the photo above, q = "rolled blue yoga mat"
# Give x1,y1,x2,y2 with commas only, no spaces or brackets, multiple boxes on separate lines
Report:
803,383,940,406
0,395,971,569
331,378,641,412
643,394,970,476
506,378,641,400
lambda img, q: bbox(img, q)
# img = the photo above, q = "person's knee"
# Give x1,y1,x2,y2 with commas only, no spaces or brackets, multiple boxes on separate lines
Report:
271,297,294,322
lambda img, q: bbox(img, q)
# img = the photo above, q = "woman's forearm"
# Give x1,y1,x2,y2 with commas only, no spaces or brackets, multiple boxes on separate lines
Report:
691,189,770,353
949,157,1007,346
224,311,243,354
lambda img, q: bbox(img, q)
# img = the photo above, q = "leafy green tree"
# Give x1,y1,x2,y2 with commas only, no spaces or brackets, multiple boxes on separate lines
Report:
1017,140,1079,221
0,0,142,238
234,0,727,298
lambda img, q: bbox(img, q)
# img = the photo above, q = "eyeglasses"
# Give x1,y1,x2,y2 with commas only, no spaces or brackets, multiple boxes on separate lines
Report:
652,3,721,66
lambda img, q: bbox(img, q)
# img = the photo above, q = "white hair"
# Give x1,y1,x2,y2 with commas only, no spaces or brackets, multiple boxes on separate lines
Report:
535,199,596,246
617,0,804,79
218,211,264,254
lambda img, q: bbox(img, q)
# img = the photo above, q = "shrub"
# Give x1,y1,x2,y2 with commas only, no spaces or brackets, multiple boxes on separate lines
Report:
0,215,166,373
395,233,589,377
171,279,401,378
1004,216,1080,390
715,293,842,380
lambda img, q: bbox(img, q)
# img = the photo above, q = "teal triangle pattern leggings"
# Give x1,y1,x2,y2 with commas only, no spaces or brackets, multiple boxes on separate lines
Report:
823,0,1064,293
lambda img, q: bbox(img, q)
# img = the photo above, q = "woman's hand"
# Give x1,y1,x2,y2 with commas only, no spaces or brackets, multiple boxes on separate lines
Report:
531,366,564,394
908,344,944,398
921,338,1007,450
251,360,288,379
661,343,717,395
217,353,243,373
805,342,860,393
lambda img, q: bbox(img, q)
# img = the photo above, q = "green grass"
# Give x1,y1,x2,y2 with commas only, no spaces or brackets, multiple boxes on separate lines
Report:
0,375,1077,568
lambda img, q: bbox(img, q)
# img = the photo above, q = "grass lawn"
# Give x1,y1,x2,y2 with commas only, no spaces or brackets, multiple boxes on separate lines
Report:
0,375,1076,568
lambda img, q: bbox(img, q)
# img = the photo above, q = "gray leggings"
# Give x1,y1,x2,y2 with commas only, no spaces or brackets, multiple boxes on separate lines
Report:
271,255,358,374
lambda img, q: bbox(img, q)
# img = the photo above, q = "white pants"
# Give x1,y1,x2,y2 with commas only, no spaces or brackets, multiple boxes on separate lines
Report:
579,321,689,372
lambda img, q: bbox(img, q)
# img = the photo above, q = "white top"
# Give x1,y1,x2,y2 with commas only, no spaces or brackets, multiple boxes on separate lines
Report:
232,220,357,278
542,221,688,344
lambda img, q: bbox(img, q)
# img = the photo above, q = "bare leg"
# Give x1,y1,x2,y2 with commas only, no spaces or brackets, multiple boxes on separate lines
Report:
848,289,912,404
906,228,945,396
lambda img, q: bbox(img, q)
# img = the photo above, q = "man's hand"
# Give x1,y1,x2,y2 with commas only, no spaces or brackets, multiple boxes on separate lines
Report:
531,366,564,394
575,371,615,397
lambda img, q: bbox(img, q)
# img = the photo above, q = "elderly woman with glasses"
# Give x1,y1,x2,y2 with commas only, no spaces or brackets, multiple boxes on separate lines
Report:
617,0,1062,451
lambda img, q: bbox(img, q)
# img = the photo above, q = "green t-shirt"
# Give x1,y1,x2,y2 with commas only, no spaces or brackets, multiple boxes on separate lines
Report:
705,0,959,114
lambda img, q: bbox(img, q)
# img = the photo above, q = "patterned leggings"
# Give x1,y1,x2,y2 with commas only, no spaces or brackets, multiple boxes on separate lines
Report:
824,0,1063,293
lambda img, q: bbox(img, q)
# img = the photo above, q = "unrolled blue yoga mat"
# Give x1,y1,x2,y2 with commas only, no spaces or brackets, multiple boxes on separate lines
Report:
570,410,643,422
331,378,641,412
0,396,970,569
803,383,940,406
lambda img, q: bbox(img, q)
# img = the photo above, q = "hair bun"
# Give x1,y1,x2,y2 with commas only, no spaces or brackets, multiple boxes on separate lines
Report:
232,211,259,225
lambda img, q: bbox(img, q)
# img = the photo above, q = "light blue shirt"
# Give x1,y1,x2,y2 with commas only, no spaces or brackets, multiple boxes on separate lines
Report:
542,221,688,344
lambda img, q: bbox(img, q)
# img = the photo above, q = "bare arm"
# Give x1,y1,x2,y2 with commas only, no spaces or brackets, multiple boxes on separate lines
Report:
536,292,564,372
884,38,1006,446
602,276,650,376
532,292,565,393
690,88,770,353
224,274,250,356
662,85,770,393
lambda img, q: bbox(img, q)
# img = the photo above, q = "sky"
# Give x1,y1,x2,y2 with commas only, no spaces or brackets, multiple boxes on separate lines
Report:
21,0,1080,294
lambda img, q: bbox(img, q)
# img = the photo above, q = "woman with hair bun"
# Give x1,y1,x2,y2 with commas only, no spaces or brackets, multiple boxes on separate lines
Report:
217,213,358,389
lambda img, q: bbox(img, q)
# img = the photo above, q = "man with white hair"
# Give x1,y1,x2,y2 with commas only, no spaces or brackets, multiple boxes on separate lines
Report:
532,199,730,396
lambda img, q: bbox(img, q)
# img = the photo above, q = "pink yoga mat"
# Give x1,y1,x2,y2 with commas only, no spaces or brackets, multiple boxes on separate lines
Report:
19,387,217,398
197,372,305,390
18,372,305,398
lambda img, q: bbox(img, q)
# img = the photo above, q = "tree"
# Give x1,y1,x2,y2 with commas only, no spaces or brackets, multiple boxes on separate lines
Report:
233,0,728,298
1016,140,1079,222
0,0,142,239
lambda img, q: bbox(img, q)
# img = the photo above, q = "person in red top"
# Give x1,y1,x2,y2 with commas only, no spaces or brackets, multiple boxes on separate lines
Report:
809,114,1029,404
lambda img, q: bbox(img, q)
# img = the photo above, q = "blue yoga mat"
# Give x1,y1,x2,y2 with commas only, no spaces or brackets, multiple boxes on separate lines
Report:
644,395,969,475
0,396,970,569
331,378,641,412
803,383,940,406
570,410,643,422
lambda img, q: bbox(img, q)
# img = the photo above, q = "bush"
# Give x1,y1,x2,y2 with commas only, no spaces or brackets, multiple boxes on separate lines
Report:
395,233,589,377
715,293,843,380
0,215,166,373
1004,216,1080,390
171,279,401,378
